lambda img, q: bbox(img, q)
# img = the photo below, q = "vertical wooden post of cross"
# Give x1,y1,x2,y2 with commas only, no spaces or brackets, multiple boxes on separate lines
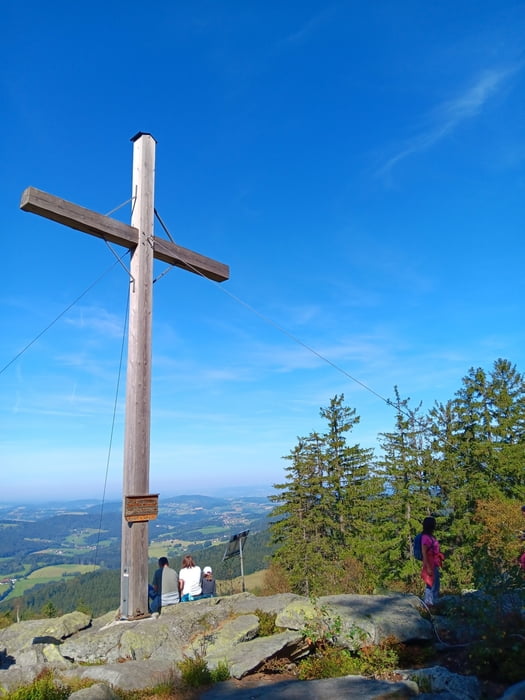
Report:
120,133,156,619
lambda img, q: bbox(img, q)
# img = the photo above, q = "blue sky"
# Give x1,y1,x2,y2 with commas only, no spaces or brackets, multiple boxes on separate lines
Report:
2,1,525,502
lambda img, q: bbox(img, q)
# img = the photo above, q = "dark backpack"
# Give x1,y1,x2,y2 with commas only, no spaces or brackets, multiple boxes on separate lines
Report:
413,532,423,561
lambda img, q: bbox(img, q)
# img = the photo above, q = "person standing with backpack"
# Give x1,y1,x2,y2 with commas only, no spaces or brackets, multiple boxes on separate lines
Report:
420,516,444,607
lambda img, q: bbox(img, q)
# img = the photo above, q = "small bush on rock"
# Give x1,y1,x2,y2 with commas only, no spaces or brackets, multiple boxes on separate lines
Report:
298,646,362,680
211,660,231,682
357,636,400,677
7,670,70,700
298,630,401,681
177,653,230,688
255,608,278,636
178,653,212,687
261,562,291,595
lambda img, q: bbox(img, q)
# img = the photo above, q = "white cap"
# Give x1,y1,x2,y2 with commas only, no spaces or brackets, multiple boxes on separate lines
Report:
203,566,212,574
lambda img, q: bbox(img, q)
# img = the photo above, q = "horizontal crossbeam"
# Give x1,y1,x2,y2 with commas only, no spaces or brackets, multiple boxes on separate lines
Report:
20,187,229,282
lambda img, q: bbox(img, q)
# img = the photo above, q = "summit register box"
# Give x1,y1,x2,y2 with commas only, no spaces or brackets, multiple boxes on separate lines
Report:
124,495,159,522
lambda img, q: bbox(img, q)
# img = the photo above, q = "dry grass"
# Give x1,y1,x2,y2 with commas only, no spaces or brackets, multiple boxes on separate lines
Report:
216,569,267,595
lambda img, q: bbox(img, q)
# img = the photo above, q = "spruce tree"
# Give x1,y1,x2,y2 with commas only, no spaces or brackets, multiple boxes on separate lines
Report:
269,434,331,596
269,395,378,595
376,387,436,589
428,359,525,589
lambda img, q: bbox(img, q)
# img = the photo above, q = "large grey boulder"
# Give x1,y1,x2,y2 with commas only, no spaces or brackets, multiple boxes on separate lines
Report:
60,615,181,664
201,674,420,699
275,598,318,631
60,596,235,663
229,593,305,615
0,665,49,692
318,594,434,646
203,613,260,654
69,683,119,699
207,630,304,679
63,658,177,691
401,666,481,700
0,611,90,658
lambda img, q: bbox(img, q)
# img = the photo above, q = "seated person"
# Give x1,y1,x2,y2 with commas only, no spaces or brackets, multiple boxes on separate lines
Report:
200,566,216,597
178,555,202,601
149,556,179,612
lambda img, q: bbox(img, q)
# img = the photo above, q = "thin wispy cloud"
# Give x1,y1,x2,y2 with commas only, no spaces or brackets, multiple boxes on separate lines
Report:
11,389,119,418
277,6,336,48
64,306,125,339
283,13,328,45
377,66,519,179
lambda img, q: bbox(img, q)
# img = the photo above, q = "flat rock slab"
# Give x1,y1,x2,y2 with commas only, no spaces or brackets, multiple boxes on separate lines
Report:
200,674,419,699
0,612,91,654
207,630,303,679
63,658,177,691
318,594,434,644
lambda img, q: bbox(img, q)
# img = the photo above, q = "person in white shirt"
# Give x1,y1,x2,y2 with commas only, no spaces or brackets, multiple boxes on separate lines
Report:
178,555,202,601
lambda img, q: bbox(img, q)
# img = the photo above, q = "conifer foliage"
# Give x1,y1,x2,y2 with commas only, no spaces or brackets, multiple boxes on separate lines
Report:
269,394,379,596
269,360,525,596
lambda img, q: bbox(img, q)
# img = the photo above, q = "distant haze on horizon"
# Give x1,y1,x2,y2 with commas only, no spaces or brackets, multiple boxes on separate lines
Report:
0,484,275,506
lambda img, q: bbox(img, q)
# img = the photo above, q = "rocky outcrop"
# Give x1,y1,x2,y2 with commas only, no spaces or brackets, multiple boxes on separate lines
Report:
201,674,420,699
399,666,480,700
0,591,496,698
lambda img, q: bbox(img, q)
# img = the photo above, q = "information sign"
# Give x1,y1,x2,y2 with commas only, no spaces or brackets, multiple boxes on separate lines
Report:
124,494,159,522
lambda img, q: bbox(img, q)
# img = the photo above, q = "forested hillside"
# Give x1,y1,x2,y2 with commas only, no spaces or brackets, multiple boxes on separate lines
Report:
0,510,122,592
0,511,122,559
0,530,273,619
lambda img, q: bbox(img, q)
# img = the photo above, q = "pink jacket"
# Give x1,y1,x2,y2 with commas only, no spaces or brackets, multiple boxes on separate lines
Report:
421,534,444,586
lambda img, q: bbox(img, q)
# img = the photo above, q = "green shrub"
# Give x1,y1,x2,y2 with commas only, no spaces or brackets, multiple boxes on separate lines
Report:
7,670,69,700
298,646,361,680
40,602,59,619
357,636,400,677
255,608,278,636
177,653,230,688
298,634,400,681
177,653,212,687
301,603,343,648
210,660,231,682
0,611,13,630
143,667,180,698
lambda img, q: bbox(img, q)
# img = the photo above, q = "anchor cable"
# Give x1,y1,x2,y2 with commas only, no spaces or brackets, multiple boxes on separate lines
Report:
0,251,129,377
93,290,129,569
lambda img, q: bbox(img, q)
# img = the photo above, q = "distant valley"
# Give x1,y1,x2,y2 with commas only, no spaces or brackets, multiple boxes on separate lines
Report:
0,494,274,615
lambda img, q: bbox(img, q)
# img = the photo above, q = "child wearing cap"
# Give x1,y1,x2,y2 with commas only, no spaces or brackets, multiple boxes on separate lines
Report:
201,566,216,597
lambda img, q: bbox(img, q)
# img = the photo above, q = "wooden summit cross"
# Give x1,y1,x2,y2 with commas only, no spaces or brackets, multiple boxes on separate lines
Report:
20,133,229,619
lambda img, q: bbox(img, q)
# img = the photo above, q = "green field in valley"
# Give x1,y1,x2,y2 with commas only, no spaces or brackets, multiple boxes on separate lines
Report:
4,564,100,601
27,565,98,579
